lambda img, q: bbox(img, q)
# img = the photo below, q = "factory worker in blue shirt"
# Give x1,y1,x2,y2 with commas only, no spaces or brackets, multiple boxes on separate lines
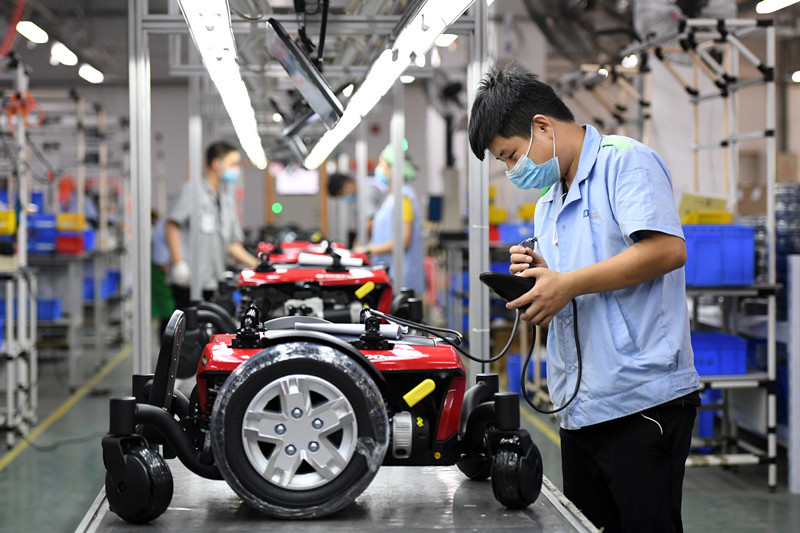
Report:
356,144,425,295
468,63,700,533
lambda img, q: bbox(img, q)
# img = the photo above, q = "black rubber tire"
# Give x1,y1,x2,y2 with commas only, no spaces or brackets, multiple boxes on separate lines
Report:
457,456,492,480
490,442,543,509
210,342,389,518
105,445,173,524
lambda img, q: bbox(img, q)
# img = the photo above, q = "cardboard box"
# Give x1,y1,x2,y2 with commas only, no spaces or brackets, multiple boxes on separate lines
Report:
738,184,766,215
777,152,798,183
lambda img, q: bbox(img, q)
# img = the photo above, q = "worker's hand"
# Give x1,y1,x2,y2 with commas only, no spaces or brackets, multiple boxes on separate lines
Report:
506,268,573,327
168,260,191,287
508,245,548,274
353,244,369,255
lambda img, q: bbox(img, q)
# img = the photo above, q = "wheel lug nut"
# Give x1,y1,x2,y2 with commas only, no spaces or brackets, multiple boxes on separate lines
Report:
291,408,303,419
308,441,319,452
312,418,323,429
275,424,286,435
285,445,296,456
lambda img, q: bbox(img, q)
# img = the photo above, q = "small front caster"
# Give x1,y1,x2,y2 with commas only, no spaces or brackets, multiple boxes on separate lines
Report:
490,435,543,509
104,441,173,524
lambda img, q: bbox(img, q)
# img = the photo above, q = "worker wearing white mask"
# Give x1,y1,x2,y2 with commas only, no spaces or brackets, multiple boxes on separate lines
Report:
165,141,258,311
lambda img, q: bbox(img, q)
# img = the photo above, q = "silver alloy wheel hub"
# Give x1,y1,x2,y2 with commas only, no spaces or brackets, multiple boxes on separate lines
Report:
241,374,358,490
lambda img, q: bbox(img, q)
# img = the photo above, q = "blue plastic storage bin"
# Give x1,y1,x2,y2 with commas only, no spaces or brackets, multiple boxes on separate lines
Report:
37,298,62,321
83,229,96,252
691,331,747,376
28,213,56,230
31,191,45,212
683,224,755,286
506,354,522,395
497,223,535,245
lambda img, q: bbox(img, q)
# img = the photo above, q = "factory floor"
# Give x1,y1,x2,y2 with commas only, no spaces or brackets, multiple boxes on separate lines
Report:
2,342,800,533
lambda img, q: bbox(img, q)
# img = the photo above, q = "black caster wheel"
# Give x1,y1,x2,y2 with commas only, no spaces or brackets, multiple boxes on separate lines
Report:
490,441,543,509
457,456,492,480
105,444,173,524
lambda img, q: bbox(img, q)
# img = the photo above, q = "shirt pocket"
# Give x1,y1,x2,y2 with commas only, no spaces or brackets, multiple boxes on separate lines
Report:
603,293,640,354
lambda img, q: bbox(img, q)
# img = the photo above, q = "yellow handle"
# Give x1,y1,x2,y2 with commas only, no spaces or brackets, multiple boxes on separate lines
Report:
355,281,376,300
403,379,436,408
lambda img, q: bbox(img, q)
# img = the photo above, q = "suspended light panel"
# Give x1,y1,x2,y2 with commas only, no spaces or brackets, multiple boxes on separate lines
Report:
16,21,48,44
177,0,268,170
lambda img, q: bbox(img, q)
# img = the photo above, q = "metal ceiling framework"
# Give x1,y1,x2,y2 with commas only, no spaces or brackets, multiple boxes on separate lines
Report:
127,0,492,383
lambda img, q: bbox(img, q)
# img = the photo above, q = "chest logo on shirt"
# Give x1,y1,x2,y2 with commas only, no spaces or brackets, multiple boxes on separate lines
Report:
583,209,599,219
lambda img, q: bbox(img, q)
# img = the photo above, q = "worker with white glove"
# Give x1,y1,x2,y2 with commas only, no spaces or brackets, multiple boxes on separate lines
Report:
167,259,191,287
165,141,258,311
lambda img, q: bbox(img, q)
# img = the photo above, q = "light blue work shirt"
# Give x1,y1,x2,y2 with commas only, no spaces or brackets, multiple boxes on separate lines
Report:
371,184,425,295
533,125,700,430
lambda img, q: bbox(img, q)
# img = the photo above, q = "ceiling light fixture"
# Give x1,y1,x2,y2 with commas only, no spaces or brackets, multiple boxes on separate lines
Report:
792,70,800,83
434,33,458,47
400,75,416,84
78,63,104,84
16,21,48,44
755,0,800,14
621,54,638,69
177,0,267,170
304,0,475,169
51,42,78,66
342,83,355,98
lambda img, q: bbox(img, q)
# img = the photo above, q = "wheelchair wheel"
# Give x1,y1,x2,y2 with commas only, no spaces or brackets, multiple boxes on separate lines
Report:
211,341,389,518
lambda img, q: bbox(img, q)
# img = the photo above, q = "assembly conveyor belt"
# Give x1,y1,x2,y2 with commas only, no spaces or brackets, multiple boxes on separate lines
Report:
77,463,598,532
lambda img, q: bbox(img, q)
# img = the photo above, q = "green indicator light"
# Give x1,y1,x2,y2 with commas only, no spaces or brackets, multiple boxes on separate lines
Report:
272,202,283,214
402,138,408,151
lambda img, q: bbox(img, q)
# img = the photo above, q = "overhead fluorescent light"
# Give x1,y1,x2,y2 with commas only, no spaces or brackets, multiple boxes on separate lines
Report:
755,0,800,14
342,83,355,97
272,112,283,122
16,21,48,44
78,63,104,84
304,0,476,169
400,75,415,84
434,34,458,48
621,54,638,69
792,70,800,83
51,42,78,66
177,0,268,170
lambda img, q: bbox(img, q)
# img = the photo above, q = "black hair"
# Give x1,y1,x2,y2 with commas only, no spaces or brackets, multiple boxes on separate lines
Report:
205,141,238,167
327,172,354,197
468,63,575,161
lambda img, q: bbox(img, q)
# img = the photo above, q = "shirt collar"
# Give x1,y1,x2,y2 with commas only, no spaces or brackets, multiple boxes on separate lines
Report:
572,124,601,188
539,125,601,204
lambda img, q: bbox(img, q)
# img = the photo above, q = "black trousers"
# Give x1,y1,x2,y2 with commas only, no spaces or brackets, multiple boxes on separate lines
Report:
169,286,215,314
560,399,697,533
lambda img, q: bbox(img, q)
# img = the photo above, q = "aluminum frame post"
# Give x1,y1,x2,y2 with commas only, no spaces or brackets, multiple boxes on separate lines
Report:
355,122,368,246
188,75,203,302
391,80,405,290
467,0,490,380
14,61,28,354
129,0,152,374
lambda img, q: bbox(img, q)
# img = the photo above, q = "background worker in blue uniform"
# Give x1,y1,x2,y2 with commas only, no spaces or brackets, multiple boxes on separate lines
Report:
356,144,425,295
326,171,387,248
468,63,701,533
165,141,258,311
